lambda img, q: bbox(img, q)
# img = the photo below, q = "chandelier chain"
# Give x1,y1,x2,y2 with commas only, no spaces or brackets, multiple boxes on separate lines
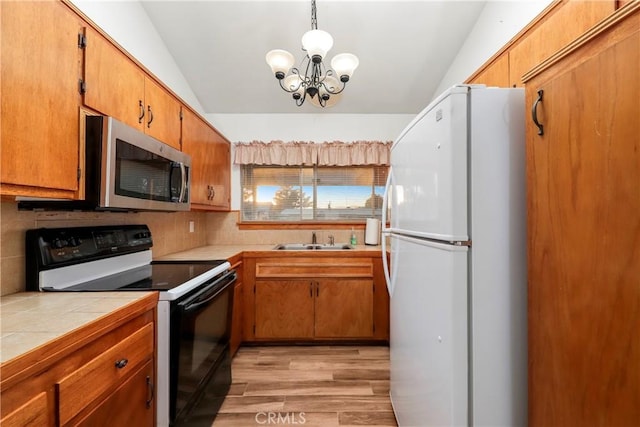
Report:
311,0,317,30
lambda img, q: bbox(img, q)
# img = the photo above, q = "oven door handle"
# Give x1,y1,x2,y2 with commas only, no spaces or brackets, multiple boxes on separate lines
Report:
178,272,236,314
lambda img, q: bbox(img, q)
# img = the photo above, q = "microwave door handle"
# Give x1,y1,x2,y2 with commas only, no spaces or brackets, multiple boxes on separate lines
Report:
179,162,187,203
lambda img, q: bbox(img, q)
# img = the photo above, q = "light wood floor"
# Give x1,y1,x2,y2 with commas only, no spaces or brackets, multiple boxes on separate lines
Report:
212,345,398,426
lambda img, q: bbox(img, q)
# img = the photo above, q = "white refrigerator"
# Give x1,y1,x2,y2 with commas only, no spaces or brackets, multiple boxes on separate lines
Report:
382,85,527,426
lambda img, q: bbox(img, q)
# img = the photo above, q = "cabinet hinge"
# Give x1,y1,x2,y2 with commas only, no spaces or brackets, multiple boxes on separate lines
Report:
78,33,87,49
77,168,82,181
78,79,86,95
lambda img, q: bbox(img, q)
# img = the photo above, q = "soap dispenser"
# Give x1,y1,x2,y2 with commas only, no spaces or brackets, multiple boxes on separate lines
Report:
350,228,357,246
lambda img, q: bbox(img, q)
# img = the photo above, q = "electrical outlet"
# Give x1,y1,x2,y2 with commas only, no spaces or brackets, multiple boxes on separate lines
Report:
189,221,195,233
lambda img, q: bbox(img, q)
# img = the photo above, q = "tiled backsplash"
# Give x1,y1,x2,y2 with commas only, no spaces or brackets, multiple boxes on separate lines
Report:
0,202,207,296
205,211,365,247
1,202,366,296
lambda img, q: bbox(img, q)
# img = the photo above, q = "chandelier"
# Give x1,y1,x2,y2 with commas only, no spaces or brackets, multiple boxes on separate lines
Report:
265,0,359,108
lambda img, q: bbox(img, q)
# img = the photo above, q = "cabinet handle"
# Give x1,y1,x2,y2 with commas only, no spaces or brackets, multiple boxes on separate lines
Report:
146,376,155,408
316,282,319,297
138,100,145,123
210,187,215,200
115,358,128,369
309,282,313,298
532,89,544,136
147,105,154,128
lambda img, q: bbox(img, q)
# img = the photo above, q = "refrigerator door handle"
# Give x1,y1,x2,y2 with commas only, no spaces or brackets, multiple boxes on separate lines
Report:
382,169,394,297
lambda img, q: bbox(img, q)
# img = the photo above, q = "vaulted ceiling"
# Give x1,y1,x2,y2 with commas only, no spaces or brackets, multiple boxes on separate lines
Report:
140,1,487,114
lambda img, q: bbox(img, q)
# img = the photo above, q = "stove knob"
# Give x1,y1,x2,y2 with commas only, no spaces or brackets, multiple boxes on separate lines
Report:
52,238,64,249
68,237,80,247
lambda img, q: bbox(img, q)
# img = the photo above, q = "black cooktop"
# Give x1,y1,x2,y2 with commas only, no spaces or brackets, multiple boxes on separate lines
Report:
44,261,228,292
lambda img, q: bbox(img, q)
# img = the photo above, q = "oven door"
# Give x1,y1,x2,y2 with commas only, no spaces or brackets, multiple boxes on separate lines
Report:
170,269,235,426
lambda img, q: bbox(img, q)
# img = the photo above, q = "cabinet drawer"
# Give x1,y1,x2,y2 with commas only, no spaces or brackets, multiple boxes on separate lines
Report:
256,262,373,278
57,323,154,425
0,392,49,427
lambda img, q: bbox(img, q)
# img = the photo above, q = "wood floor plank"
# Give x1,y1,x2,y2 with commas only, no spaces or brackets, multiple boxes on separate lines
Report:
332,369,390,380
289,359,390,371
218,396,285,413
244,380,374,396
213,412,338,426
339,411,399,426
283,395,393,412
232,367,334,382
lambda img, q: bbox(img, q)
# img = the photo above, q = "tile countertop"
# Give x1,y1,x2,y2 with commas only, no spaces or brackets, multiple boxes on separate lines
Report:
154,244,384,261
0,292,153,365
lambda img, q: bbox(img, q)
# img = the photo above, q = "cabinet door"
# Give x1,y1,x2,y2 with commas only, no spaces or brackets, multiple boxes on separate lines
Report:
509,0,614,87
1,1,82,197
254,280,314,339
74,361,154,427
84,27,145,132
315,279,374,338
526,16,640,426
143,77,181,149
181,108,231,210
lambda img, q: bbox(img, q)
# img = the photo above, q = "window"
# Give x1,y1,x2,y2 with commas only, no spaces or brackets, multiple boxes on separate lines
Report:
240,165,388,222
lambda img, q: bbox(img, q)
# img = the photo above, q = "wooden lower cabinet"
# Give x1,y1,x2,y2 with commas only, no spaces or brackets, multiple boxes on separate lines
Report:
255,278,374,340
255,280,315,339
0,295,157,426
245,254,387,342
315,279,373,338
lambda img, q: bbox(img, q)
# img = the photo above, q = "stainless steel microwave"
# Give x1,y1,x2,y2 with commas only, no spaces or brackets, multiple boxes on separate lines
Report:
19,116,191,212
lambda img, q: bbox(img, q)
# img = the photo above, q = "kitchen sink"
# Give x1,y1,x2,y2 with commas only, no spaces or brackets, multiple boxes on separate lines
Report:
274,243,354,250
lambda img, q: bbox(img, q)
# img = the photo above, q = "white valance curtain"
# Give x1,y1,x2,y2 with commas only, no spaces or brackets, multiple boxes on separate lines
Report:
234,140,392,166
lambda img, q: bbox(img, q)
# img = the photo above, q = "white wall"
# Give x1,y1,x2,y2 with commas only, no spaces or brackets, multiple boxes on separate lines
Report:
433,0,553,97
69,0,205,114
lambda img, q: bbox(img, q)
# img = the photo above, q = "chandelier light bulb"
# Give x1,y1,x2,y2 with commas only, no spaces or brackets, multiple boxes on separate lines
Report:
330,53,359,81
265,49,295,79
301,29,333,62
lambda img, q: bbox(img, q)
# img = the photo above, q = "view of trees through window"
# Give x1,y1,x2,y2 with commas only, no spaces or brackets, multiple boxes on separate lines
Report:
241,165,388,221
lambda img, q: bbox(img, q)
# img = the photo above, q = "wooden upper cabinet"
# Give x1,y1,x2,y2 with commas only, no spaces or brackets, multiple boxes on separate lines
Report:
83,27,181,149
525,4,639,426
0,1,83,198
509,0,615,87
181,108,231,210
467,53,509,87
143,78,182,148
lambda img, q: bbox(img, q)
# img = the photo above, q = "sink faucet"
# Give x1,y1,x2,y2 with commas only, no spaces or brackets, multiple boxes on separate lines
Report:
311,231,317,244
328,235,334,246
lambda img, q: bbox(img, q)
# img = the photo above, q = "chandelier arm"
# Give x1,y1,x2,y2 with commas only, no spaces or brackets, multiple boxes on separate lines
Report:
320,79,348,95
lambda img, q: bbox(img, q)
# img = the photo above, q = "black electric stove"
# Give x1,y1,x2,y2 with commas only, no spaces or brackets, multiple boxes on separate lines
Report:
25,224,230,301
